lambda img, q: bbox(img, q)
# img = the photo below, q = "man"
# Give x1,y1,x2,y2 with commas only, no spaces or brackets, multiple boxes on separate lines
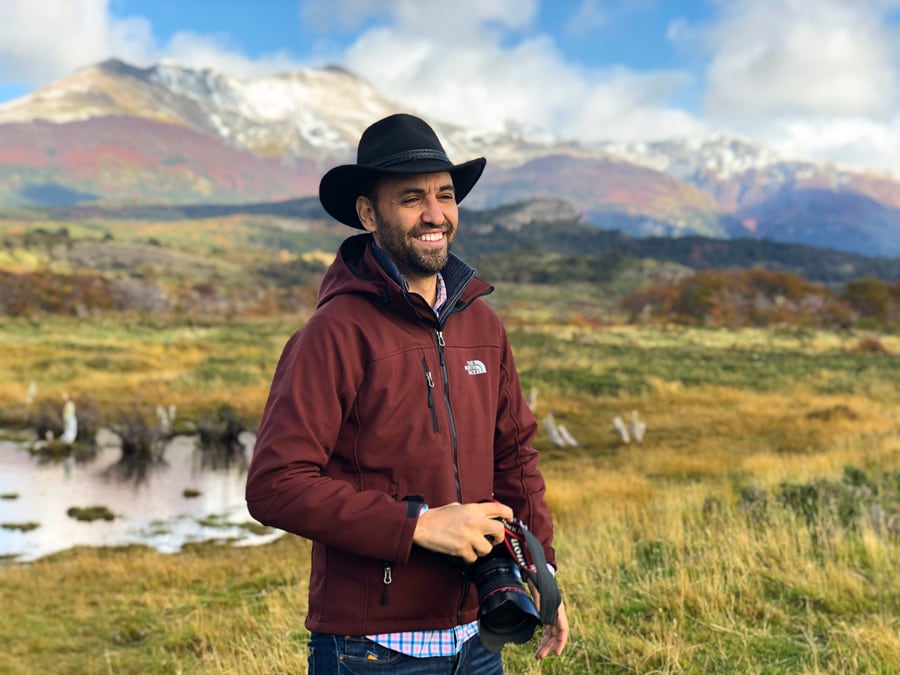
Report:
246,113,568,673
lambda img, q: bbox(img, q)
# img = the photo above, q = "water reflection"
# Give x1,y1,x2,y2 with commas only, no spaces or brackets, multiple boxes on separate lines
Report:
0,430,281,562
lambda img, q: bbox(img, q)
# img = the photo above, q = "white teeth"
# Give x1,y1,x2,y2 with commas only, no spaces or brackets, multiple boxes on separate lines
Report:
418,232,443,242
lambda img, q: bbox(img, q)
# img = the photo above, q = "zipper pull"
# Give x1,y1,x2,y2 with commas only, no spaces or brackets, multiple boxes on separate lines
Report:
422,358,438,432
435,330,446,366
382,563,393,605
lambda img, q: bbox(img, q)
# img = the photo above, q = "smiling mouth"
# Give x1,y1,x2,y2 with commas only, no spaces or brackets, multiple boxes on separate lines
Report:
416,232,445,243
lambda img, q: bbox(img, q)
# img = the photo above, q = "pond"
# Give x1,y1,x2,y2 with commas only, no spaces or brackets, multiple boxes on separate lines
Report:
0,430,281,562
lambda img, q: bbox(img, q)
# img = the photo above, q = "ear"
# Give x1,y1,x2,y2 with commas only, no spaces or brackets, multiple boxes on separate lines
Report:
356,195,377,234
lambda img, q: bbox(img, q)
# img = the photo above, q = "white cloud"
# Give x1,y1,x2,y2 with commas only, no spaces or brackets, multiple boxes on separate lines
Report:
301,0,537,36
697,0,900,173
163,33,299,78
0,0,301,87
767,115,900,174
329,0,703,143
4,0,699,148
107,15,158,65
564,1,608,38
0,0,121,82
567,69,705,142
0,0,897,174
704,0,899,121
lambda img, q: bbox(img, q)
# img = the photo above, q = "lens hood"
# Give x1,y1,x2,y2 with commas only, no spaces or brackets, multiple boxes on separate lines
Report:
473,554,541,652
477,583,541,652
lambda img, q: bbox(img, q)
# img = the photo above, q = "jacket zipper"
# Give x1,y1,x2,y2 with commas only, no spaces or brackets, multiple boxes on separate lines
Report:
458,568,472,626
421,358,439,432
434,328,469,624
434,329,462,503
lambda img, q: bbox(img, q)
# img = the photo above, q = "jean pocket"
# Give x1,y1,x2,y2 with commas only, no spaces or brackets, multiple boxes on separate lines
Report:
338,636,405,667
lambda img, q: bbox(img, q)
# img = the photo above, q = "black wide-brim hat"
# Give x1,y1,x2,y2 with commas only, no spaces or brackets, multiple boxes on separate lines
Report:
319,113,486,229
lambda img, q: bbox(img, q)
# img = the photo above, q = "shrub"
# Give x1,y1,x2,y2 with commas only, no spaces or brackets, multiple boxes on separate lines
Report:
621,268,855,328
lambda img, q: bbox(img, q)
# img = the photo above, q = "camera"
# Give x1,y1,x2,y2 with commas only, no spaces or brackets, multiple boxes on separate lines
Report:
470,516,561,653
471,544,541,650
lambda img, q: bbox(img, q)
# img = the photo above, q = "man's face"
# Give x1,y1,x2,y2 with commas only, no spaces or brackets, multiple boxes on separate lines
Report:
357,171,458,280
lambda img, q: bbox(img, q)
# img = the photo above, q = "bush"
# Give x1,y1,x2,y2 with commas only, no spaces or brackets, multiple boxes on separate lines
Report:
622,268,858,328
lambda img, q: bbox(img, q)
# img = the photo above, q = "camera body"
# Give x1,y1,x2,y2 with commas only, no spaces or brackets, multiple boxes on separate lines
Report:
469,516,560,653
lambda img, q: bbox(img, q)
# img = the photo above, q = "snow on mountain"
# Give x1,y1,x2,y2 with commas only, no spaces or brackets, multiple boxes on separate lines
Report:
595,135,900,220
596,135,853,204
3,58,878,186
598,135,789,179
0,58,897,256
0,59,610,170
0,60,409,166
4,58,895,186
147,60,405,157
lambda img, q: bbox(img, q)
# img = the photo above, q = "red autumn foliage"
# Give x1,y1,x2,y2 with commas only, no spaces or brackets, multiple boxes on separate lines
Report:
621,268,885,329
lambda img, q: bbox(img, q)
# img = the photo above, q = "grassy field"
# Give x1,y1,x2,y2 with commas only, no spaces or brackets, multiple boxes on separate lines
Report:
1,307,899,673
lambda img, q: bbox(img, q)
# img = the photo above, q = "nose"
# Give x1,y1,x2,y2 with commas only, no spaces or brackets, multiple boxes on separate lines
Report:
421,195,444,225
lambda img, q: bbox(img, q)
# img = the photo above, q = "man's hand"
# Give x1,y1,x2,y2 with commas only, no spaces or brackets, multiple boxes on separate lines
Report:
528,579,569,659
535,598,568,659
412,501,513,563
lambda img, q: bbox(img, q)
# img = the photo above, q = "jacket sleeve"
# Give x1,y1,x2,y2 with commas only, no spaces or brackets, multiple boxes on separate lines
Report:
490,325,557,569
244,312,419,565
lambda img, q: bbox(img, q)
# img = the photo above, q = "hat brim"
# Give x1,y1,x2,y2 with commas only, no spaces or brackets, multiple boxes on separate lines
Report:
319,157,486,229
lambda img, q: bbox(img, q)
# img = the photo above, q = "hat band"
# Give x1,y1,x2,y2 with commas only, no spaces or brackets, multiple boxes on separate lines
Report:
368,148,451,169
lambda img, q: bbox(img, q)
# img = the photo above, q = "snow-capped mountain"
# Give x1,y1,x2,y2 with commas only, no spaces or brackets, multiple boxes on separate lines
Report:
0,59,405,167
598,136,900,212
597,136,900,255
0,59,571,169
0,59,898,257
601,136,792,181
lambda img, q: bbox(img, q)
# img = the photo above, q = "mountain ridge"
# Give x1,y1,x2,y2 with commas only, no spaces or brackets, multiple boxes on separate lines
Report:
0,59,898,257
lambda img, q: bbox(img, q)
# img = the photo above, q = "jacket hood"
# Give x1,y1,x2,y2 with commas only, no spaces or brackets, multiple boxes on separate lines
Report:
316,233,492,315
316,234,381,308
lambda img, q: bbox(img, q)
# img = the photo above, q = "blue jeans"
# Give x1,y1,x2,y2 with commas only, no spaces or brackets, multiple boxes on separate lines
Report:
307,633,504,674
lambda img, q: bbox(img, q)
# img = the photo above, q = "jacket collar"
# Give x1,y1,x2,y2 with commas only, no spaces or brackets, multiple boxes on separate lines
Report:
318,234,493,319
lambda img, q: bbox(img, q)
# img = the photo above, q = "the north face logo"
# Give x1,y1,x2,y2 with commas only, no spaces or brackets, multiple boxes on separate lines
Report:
465,360,487,375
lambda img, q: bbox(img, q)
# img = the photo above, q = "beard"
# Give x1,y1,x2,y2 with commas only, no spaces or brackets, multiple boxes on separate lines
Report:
373,208,456,280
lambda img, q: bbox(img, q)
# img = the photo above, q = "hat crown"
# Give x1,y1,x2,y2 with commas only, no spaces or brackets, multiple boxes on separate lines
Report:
357,114,451,168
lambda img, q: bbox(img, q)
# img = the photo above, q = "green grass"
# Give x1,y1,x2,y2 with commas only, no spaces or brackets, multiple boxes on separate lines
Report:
512,325,900,397
1,316,899,673
0,315,303,424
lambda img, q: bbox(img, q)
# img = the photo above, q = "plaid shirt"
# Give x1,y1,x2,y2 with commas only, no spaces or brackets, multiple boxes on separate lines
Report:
368,621,480,657
368,274,478,656
433,271,448,314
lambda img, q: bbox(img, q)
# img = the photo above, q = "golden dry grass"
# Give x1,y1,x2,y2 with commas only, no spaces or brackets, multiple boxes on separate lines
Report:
1,316,899,673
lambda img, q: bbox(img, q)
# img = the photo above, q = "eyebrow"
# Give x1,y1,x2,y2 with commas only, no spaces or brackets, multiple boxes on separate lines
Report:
396,183,456,198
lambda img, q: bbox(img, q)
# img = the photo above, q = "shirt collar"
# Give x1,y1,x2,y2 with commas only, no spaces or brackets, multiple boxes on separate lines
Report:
432,272,447,315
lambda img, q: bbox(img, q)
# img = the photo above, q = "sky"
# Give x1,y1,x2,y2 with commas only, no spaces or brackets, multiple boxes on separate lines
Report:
0,0,899,175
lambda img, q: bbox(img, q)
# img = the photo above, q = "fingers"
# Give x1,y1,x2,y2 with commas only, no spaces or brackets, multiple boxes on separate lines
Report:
411,501,513,561
477,500,514,522
535,600,569,659
468,531,496,561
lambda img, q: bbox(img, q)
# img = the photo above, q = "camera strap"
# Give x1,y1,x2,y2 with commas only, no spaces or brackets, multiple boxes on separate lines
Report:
501,518,561,626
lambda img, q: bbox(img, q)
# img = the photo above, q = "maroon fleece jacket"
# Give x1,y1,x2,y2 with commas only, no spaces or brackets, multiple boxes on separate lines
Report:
246,234,555,635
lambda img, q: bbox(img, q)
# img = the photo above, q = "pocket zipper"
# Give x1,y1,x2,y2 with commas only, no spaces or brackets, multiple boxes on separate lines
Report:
422,358,438,432
382,562,393,605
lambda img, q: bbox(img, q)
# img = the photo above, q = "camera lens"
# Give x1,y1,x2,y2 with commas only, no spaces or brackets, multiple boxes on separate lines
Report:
471,550,540,652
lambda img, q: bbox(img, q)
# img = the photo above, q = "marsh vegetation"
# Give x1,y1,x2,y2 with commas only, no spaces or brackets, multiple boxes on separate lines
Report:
0,301,897,672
